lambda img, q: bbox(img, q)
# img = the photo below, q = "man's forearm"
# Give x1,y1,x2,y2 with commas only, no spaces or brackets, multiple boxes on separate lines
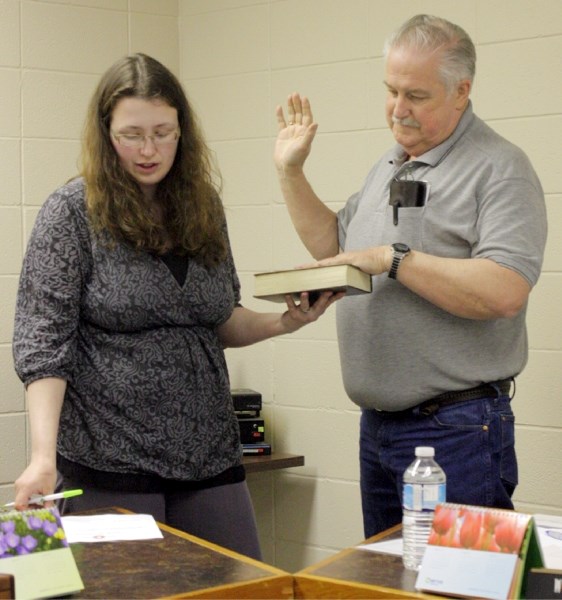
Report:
397,252,531,320
278,167,339,260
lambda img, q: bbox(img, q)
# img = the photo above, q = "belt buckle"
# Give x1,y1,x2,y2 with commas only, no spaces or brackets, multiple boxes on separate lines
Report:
418,401,440,416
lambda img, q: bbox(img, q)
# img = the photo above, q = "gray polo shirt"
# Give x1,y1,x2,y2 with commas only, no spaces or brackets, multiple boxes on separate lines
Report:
337,102,547,411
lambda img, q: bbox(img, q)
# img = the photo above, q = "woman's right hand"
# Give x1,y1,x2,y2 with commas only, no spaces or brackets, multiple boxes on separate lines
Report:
274,93,319,174
14,459,57,510
12,377,66,509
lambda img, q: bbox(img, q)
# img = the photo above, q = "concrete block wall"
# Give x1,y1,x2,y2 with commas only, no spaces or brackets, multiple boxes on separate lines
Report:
1,0,561,575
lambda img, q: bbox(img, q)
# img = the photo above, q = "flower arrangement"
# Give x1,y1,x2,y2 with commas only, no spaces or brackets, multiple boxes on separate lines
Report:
428,504,529,554
0,507,68,558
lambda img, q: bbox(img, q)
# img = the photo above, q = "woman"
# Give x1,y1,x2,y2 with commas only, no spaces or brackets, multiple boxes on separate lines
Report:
12,54,339,559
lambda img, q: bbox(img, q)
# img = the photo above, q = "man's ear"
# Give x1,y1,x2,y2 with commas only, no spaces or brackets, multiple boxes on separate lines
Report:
455,79,472,109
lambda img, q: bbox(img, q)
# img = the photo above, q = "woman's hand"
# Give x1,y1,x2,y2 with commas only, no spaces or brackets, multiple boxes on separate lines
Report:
12,377,65,509
218,289,344,348
14,459,57,510
281,289,344,333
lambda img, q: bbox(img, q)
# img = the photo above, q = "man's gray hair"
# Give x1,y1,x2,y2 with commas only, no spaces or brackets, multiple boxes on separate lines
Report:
384,14,476,92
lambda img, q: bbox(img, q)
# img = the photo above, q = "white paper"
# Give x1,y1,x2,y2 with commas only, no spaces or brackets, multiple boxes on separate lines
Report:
357,537,403,556
416,545,517,600
61,513,163,543
534,513,562,569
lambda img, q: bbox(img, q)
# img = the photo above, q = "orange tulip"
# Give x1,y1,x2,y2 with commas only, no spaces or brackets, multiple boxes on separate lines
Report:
459,512,482,549
495,516,527,554
483,511,501,534
432,506,457,537
494,517,525,554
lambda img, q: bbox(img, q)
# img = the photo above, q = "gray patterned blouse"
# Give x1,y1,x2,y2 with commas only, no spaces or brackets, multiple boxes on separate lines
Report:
13,178,243,481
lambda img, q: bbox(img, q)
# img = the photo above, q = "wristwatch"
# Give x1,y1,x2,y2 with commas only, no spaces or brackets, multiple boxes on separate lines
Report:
388,243,411,279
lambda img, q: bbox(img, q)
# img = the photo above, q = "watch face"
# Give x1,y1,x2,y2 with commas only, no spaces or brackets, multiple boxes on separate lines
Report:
392,242,410,253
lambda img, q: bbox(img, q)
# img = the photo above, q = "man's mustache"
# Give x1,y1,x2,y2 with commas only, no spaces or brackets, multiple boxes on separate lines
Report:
392,116,421,128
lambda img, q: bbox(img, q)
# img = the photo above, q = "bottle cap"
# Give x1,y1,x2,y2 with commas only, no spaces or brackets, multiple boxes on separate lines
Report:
415,446,435,457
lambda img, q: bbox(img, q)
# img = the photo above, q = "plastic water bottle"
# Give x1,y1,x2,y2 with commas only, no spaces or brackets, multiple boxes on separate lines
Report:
402,446,446,571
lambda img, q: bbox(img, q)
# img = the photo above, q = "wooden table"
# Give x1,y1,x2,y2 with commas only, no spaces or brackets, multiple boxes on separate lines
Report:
69,509,293,599
294,524,443,599
243,452,304,473
0,574,14,600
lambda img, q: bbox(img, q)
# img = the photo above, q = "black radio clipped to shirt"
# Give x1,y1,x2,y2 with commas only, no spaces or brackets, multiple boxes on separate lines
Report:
389,179,429,225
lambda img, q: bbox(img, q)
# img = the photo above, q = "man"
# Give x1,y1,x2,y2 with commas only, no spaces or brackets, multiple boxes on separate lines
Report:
274,14,547,537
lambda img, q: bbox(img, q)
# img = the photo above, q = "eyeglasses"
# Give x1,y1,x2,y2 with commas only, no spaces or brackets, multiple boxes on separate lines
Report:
111,129,180,148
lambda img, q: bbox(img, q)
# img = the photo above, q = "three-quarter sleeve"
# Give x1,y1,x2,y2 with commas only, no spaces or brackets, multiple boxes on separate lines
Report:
13,187,91,386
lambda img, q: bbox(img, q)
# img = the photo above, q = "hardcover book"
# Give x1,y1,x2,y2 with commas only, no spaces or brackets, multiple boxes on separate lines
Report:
416,503,543,600
254,264,372,303
0,505,84,599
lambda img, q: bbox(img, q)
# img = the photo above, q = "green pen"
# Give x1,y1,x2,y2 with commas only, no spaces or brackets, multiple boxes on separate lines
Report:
2,488,83,509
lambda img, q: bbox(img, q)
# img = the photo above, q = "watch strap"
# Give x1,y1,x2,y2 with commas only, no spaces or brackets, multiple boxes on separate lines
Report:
388,253,404,279
388,244,410,279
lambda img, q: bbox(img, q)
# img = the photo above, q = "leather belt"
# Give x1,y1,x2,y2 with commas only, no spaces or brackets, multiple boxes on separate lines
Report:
377,378,513,417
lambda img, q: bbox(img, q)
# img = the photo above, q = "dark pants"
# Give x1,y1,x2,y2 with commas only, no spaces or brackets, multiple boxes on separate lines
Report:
59,477,262,560
359,392,517,538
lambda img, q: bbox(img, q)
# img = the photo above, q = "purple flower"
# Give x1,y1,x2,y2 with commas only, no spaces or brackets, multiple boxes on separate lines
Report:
27,516,43,530
5,532,20,549
42,521,58,537
20,535,38,552
1,521,15,534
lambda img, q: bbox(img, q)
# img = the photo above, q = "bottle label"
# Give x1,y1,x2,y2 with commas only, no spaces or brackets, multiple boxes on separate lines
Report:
403,483,446,511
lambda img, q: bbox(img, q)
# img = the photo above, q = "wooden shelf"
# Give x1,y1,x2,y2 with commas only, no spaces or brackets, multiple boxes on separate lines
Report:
242,452,304,473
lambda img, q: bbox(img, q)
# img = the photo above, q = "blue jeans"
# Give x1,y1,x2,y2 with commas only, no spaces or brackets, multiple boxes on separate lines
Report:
359,393,517,538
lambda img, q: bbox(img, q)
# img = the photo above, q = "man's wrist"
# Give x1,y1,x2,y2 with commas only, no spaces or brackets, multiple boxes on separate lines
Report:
388,243,411,279
277,163,305,181
385,245,394,274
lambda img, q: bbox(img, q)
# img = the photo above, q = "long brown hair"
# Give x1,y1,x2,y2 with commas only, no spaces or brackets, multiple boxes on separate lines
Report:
80,53,227,266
